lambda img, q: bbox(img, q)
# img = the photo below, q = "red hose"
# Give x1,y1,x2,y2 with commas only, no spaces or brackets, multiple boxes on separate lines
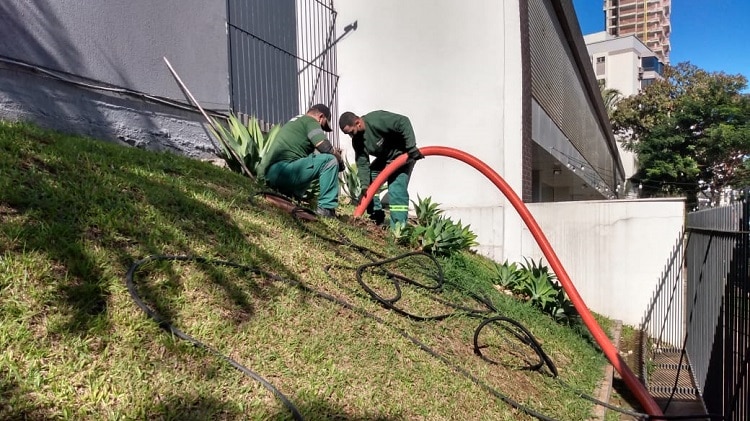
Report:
354,146,663,418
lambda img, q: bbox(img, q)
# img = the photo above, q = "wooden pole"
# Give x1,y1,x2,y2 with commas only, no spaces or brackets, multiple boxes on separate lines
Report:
163,56,255,180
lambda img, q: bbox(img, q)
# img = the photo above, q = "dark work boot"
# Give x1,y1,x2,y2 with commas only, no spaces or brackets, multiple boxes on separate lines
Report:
315,207,337,218
369,209,386,225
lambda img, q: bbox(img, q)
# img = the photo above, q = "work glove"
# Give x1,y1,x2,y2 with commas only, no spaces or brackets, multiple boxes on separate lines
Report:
406,147,424,164
335,148,345,172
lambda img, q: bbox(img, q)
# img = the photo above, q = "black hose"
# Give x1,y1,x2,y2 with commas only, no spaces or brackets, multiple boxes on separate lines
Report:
127,214,717,420
473,316,558,376
126,252,562,420
126,255,304,421
354,251,493,321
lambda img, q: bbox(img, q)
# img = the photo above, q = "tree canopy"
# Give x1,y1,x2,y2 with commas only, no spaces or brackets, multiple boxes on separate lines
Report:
611,62,750,207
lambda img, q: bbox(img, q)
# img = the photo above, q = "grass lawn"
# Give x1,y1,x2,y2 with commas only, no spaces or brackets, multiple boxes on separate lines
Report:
1,121,616,420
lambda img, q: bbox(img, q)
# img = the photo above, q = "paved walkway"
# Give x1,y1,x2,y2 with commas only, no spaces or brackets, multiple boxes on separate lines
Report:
591,322,710,420
648,349,710,420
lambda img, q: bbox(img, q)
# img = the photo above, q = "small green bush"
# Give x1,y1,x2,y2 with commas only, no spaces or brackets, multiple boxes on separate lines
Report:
493,258,578,323
209,113,279,177
392,196,478,256
338,157,361,204
494,260,522,289
413,195,443,226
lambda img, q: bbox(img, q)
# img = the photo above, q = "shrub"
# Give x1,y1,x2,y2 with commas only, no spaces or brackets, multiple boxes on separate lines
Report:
412,195,443,226
392,196,478,256
494,260,522,289
493,258,578,323
209,113,279,177
338,157,361,204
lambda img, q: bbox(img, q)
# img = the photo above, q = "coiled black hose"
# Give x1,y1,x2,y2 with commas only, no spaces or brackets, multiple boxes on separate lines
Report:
126,194,717,420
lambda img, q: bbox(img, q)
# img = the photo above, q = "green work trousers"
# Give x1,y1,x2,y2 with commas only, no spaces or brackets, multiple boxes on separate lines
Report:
368,159,415,228
265,153,339,209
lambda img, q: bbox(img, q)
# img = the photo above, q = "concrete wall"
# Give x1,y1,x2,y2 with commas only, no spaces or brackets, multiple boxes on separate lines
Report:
521,198,685,325
0,0,229,158
334,0,524,260
0,65,220,158
0,0,229,107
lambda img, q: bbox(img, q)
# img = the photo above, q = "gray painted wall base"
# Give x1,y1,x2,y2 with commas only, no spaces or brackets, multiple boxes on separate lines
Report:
0,65,221,160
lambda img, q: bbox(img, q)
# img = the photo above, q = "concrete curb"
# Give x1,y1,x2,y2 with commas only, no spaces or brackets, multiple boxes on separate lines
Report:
590,320,623,421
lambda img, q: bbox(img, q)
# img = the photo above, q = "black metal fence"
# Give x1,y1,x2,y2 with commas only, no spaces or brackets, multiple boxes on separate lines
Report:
685,200,749,420
226,0,340,144
641,200,749,420
639,232,685,362
638,232,699,402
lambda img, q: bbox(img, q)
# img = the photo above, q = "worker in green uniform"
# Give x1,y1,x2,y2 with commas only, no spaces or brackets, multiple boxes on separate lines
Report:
338,110,424,227
257,104,343,218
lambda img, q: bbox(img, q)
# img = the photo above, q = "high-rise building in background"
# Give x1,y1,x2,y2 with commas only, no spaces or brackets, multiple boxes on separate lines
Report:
604,0,671,64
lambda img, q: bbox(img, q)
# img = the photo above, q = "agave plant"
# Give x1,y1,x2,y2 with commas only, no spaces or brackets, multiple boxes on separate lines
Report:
494,260,522,290
390,220,412,245
390,196,478,256
209,113,279,178
409,217,477,256
412,195,443,226
339,157,362,204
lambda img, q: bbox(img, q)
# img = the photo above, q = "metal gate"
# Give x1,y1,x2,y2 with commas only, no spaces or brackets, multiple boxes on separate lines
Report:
685,200,750,421
227,0,340,143
642,200,750,420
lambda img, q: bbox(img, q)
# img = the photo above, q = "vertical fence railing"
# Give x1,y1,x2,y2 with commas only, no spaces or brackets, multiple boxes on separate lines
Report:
684,199,749,421
227,0,339,144
296,0,339,146
639,232,686,382
227,0,299,127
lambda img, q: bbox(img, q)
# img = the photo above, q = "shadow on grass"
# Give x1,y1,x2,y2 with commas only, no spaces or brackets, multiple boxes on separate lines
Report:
270,398,406,421
0,374,53,421
138,392,405,421
610,377,645,416
0,123,297,333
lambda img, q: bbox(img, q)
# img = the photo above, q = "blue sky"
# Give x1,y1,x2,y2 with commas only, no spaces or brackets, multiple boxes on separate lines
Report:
572,0,750,88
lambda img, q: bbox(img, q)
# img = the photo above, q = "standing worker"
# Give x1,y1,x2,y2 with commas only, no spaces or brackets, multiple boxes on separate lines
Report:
338,110,424,227
257,104,344,218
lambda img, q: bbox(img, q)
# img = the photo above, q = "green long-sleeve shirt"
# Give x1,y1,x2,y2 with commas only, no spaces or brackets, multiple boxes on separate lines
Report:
257,115,327,182
353,110,417,189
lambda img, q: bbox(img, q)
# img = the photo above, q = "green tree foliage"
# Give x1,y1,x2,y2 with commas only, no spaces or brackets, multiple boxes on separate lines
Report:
611,62,750,206
599,82,623,118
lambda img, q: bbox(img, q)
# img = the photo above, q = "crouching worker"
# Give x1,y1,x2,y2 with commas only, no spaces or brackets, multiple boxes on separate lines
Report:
257,104,344,218
338,110,424,228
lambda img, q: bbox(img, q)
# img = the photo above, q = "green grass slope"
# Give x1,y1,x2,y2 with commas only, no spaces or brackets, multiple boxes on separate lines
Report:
0,121,611,420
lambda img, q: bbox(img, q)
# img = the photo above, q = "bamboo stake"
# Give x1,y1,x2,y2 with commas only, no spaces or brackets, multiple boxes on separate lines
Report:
163,56,255,180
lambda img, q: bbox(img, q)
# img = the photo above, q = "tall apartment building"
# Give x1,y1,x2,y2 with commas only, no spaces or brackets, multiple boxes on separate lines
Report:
604,0,671,63
584,31,664,185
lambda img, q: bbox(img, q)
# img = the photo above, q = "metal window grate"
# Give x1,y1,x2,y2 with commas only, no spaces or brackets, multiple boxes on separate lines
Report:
227,0,340,144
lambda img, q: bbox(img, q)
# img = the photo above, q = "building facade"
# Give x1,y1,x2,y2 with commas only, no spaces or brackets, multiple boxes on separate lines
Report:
604,0,671,64
0,0,687,330
335,0,624,260
584,31,665,183
0,0,340,157
1,0,624,262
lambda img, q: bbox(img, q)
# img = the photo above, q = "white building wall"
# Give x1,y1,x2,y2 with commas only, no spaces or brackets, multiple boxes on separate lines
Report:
607,53,640,97
335,0,524,260
606,52,640,181
585,32,655,98
585,32,656,182
521,198,685,325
